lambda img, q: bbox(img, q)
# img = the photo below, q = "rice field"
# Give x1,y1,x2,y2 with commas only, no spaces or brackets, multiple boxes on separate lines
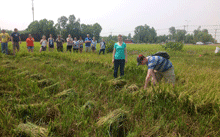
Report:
0,42,220,137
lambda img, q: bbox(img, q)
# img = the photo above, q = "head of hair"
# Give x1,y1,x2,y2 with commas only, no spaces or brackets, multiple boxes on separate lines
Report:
14,28,18,31
118,34,122,37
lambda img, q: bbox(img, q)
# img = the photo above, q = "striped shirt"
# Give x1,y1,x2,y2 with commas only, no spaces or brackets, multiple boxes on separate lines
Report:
147,56,173,72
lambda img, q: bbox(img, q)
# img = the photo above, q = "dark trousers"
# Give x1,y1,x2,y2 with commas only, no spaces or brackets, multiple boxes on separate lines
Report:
99,49,105,55
67,45,72,52
73,48,79,52
1,43,8,55
114,59,125,78
57,46,63,52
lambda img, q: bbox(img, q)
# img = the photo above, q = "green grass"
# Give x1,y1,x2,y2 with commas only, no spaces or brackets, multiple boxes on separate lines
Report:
0,42,220,136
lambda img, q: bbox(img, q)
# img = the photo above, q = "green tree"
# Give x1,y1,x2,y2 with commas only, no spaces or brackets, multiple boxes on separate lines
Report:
169,26,176,39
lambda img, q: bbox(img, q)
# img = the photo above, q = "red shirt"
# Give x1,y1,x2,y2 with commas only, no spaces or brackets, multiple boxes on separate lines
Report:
26,38,34,46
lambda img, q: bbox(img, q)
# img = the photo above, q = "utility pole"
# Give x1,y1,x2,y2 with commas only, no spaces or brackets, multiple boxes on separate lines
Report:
215,29,217,43
32,0,34,22
185,20,191,33
183,25,186,44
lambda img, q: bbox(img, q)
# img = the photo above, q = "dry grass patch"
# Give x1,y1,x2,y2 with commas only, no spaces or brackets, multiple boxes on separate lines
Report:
97,109,129,137
14,122,48,137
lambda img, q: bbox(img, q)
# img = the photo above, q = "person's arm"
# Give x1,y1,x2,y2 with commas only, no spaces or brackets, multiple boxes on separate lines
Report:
47,38,49,46
45,40,47,47
40,39,42,45
31,37,34,42
26,39,28,46
124,47,127,63
112,48,116,63
144,69,157,89
11,36,14,44
7,34,10,42
19,36,21,44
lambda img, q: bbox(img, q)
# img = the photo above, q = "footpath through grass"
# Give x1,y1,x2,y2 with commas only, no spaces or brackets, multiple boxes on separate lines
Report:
0,42,220,136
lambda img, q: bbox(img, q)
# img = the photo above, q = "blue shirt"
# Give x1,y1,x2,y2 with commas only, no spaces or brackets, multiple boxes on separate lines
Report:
11,32,20,42
48,38,54,45
147,56,173,72
85,37,92,47
100,41,106,49
114,42,126,59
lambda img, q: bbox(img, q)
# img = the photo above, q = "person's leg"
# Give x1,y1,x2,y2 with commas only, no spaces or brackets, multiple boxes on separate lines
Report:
119,59,125,77
1,43,5,54
61,46,63,52
13,43,16,55
31,47,34,52
154,71,163,84
99,49,101,55
17,42,20,53
5,43,8,55
39,47,42,52
163,67,175,87
114,59,119,78
103,49,105,54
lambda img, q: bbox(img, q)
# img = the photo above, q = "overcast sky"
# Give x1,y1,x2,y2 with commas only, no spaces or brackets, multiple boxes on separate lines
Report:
1,0,220,41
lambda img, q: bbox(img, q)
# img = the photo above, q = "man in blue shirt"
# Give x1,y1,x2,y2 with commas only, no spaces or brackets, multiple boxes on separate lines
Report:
10,28,21,55
137,54,175,89
85,34,92,52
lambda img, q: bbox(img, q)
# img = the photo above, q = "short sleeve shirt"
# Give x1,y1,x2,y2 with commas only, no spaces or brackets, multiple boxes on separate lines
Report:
66,38,73,45
100,41,106,49
85,37,92,47
92,40,97,48
114,42,126,59
78,40,83,46
73,41,79,48
56,38,64,47
0,33,10,43
48,38,54,45
11,32,20,42
26,38,35,46
147,56,173,72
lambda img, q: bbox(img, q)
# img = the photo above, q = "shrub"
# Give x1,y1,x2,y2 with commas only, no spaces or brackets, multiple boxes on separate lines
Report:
106,40,116,53
161,42,184,51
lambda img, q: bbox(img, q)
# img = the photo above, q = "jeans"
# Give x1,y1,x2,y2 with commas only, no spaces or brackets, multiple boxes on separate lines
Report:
1,43,8,55
114,59,125,78
99,49,105,55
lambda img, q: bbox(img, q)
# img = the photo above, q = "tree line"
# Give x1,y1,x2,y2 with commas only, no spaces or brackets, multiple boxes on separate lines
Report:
1,14,102,42
1,16,215,44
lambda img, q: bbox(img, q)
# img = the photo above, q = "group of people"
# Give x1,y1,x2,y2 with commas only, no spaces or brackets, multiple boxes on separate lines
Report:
28,33,106,55
0,29,175,89
0,29,106,55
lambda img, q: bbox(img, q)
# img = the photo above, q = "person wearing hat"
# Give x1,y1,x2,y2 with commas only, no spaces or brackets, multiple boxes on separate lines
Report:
137,54,175,89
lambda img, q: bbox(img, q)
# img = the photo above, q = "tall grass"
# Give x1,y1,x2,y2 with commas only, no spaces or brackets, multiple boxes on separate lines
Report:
0,42,220,136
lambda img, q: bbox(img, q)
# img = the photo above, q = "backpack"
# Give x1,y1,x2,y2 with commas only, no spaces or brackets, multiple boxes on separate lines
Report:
151,51,170,59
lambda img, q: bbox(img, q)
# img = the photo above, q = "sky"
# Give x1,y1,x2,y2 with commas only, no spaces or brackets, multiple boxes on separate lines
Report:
1,0,220,42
